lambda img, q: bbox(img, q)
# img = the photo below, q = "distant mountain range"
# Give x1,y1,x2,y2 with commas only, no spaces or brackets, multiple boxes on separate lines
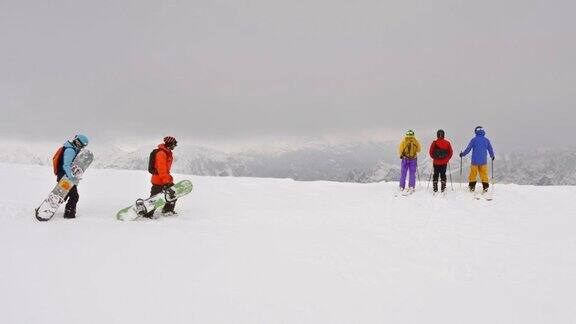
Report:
1,141,574,185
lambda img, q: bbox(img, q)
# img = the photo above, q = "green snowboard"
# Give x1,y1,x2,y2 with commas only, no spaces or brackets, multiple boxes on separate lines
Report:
116,180,193,221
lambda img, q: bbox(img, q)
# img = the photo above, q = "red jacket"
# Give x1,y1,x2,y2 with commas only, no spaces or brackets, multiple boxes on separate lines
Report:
151,144,174,186
429,138,453,165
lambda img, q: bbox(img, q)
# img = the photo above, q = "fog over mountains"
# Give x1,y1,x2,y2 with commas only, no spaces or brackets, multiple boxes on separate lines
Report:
0,141,574,186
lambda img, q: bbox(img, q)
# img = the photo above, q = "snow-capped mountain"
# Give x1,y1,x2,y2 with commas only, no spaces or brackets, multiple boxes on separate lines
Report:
1,141,575,185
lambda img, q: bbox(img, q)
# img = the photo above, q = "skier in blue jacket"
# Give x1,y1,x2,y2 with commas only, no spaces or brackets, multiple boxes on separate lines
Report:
55,134,89,218
459,126,494,192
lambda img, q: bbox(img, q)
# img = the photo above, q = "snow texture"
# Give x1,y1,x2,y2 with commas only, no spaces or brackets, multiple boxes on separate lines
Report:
1,163,575,323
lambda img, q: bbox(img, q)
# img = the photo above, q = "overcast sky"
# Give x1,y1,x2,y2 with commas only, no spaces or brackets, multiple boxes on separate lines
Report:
1,0,574,151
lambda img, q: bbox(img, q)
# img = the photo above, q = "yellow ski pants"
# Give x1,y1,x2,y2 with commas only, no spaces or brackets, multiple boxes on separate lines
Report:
469,164,489,183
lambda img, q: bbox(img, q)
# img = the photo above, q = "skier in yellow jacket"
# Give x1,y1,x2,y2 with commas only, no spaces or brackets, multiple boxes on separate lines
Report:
398,130,421,194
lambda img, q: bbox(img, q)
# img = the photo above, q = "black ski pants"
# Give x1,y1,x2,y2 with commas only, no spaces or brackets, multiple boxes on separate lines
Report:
432,164,447,191
150,184,177,213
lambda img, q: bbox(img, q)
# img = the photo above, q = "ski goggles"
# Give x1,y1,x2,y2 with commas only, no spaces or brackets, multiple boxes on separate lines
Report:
73,138,87,149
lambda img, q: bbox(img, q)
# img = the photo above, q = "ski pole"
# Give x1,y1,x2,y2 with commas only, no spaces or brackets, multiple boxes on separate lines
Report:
416,159,421,188
426,166,433,191
491,158,495,192
459,148,463,190
448,162,454,191
491,158,494,180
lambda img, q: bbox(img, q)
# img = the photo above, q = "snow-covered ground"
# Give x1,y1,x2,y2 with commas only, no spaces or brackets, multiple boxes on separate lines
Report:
1,163,575,323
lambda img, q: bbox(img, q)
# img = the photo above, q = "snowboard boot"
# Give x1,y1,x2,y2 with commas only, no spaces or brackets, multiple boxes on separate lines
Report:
63,208,76,219
468,181,477,192
142,209,159,219
162,200,177,214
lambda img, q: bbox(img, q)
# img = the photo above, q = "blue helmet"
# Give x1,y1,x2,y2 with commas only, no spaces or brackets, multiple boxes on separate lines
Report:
73,134,89,148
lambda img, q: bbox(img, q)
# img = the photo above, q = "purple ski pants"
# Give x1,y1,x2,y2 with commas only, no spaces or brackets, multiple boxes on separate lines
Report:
399,158,417,189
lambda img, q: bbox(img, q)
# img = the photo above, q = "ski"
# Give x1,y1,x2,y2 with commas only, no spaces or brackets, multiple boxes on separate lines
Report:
473,191,493,201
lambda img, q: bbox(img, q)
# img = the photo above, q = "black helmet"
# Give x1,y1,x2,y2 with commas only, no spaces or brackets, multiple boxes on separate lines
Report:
436,129,445,139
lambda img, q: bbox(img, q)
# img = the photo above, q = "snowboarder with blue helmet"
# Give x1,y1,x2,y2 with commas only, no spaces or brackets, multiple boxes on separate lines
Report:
459,126,494,192
53,134,89,218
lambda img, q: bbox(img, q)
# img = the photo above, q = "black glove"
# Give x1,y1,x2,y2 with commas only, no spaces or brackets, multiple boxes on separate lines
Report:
399,156,404,160
491,156,495,161
459,152,464,158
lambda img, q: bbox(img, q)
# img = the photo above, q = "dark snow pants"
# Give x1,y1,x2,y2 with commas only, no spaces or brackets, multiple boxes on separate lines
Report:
432,164,447,192
144,184,177,217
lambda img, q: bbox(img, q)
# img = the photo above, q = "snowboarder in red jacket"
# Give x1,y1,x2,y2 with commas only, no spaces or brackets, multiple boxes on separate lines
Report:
144,136,178,218
428,129,453,193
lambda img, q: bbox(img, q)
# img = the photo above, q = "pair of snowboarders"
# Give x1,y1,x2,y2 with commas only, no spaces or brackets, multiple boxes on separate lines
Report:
43,135,180,220
398,126,494,194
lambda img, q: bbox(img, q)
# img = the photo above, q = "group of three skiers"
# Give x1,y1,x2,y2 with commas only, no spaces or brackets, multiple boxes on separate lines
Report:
399,126,495,195
52,126,494,219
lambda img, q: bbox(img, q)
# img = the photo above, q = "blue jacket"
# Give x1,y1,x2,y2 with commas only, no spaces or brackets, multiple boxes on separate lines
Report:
461,130,494,165
60,141,80,180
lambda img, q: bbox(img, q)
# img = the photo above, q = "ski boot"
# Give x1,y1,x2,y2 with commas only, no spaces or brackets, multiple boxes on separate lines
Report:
482,182,490,194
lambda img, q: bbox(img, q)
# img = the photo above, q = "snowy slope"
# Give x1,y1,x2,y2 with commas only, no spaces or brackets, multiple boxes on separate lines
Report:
1,163,575,323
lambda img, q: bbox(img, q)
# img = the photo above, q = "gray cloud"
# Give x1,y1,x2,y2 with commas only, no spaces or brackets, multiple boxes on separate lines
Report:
1,0,574,151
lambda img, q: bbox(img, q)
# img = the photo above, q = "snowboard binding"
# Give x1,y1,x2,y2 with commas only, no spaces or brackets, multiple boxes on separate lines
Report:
164,187,177,202
71,164,84,179
48,193,64,209
133,198,147,216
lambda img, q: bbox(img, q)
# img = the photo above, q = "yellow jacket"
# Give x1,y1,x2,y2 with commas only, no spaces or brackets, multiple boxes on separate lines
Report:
398,136,421,159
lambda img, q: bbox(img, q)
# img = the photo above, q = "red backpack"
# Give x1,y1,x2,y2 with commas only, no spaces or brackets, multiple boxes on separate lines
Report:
52,147,65,175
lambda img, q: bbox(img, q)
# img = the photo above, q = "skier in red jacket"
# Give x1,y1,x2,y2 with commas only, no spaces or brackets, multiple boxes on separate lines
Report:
428,129,453,193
